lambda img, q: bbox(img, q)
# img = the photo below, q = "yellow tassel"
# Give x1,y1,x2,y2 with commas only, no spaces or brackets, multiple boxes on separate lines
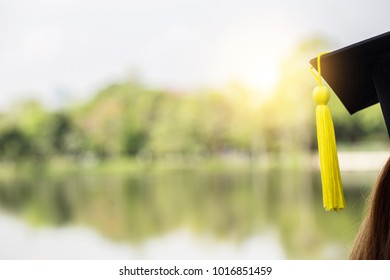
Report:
311,53,345,211
313,86,345,211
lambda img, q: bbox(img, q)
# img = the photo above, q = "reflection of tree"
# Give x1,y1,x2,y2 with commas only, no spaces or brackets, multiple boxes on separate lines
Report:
0,170,269,241
0,168,367,259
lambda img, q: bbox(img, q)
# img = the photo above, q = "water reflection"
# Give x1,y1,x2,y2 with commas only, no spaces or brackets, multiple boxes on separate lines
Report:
0,167,374,259
0,213,285,259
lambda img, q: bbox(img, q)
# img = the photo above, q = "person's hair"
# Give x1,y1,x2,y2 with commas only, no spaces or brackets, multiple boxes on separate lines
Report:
349,156,390,259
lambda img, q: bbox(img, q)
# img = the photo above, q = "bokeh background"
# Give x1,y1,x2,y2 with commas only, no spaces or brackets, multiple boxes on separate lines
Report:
1,0,390,259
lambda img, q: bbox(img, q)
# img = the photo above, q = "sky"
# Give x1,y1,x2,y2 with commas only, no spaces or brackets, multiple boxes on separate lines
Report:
1,0,390,109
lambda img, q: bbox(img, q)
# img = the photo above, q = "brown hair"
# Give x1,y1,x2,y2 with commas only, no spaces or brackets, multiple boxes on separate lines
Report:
349,156,390,259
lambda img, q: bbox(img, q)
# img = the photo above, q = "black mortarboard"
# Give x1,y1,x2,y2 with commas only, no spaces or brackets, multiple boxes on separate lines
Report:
310,31,390,136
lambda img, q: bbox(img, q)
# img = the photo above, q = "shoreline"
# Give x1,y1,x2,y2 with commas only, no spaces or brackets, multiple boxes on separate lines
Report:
0,150,388,178
311,151,389,173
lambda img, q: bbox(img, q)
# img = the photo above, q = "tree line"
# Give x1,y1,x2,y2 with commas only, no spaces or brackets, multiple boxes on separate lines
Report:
0,38,386,163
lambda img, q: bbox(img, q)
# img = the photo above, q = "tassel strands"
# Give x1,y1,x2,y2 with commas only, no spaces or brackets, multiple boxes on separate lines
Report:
310,53,345,211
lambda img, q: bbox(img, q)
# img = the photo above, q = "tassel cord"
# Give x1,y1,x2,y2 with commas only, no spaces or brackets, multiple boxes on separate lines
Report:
311,52,345,211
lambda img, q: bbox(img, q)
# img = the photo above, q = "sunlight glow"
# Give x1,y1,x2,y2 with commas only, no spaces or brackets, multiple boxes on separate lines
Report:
239,62,280,94
207,15,299,101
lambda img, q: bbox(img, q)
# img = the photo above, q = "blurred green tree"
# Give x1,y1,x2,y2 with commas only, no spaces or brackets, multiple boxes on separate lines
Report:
0,35,387,164
0,128,33,160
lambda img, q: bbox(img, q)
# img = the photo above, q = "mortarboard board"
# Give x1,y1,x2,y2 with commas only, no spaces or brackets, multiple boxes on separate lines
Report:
310,31,390,135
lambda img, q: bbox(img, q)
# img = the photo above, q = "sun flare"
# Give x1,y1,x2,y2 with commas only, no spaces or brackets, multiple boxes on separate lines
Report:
239,62,280,94
207,16,297,101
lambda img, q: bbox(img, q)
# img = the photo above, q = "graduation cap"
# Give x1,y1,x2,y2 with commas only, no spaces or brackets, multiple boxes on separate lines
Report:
309,31,390,211
310,31,390,133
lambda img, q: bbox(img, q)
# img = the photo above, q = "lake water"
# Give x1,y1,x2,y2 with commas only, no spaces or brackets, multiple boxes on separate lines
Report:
0,166,376,259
